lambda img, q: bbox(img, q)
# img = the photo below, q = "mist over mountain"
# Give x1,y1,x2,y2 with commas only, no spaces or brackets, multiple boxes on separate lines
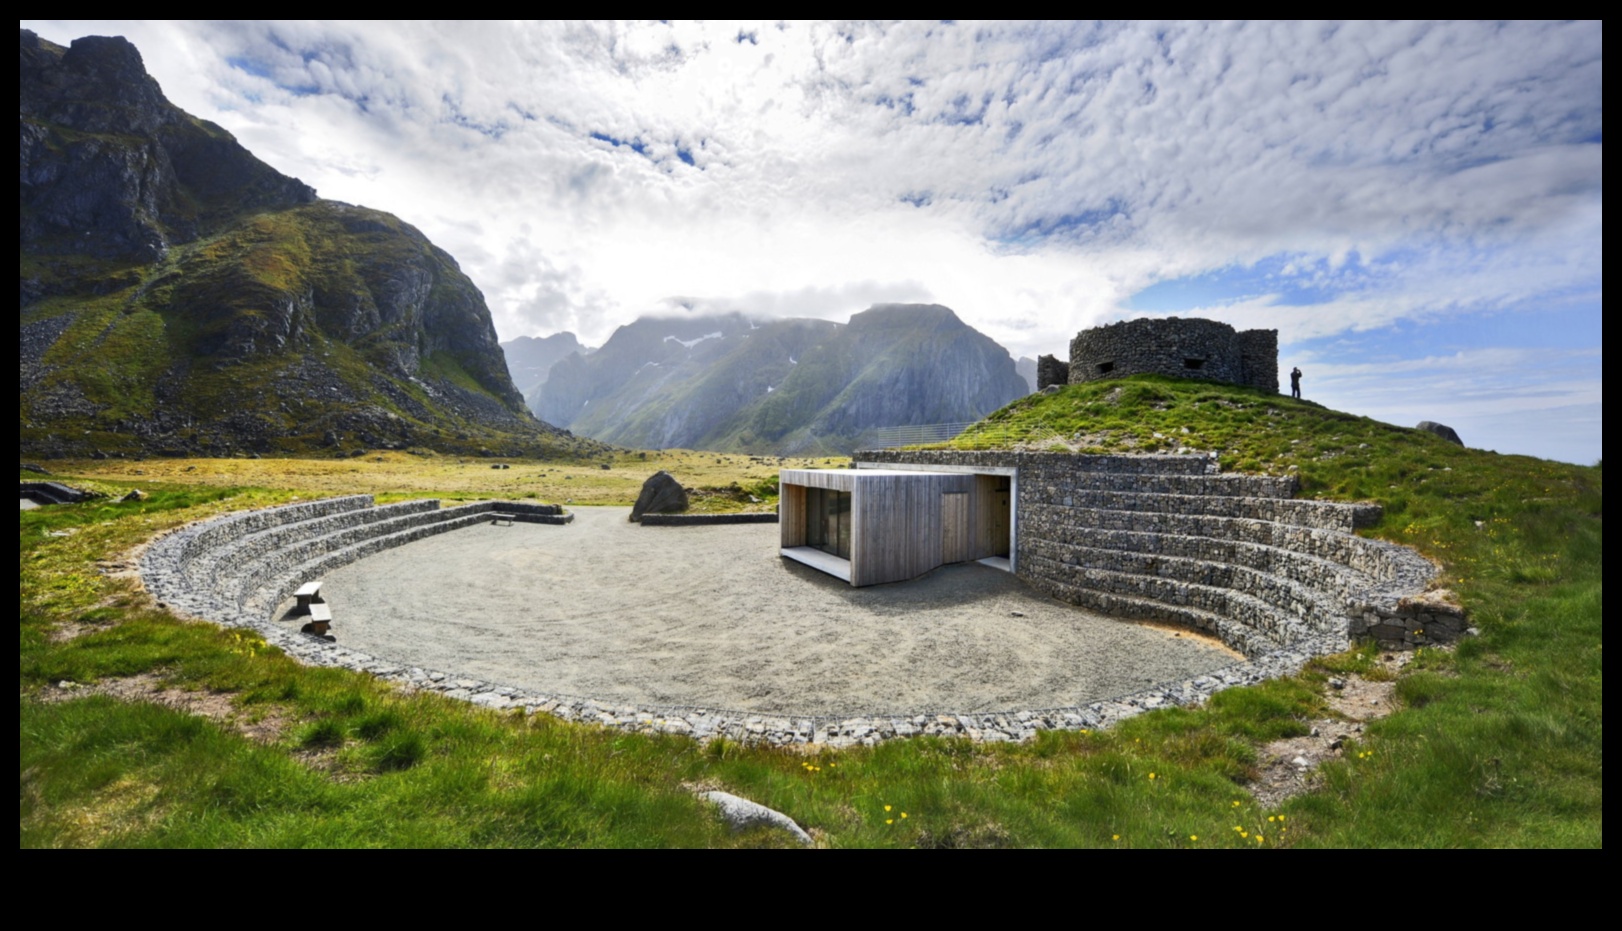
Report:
20,29,584,459
500,331,594,401
523,303,1031,455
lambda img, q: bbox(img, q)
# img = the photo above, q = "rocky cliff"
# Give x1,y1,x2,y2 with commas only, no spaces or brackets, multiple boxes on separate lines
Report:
20,29,584,459
540,304,1030,455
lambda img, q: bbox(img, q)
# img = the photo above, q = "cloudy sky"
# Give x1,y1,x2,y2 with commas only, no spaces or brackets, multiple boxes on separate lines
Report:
26,21,1603,463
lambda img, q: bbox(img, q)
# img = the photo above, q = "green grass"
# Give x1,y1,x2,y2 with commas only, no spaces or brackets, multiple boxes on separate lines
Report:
18,381,1602,846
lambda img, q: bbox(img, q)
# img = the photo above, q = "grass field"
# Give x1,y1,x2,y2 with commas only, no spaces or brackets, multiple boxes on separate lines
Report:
19,382,1603,847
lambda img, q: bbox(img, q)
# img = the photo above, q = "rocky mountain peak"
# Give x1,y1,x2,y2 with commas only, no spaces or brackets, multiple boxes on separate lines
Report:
19,28,569,460
21,28,316,270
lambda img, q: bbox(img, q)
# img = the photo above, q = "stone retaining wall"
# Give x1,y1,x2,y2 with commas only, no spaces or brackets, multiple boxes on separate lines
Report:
639,512,780,526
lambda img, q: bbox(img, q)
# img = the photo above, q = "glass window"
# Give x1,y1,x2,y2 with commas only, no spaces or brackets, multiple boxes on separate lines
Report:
806,487,851,559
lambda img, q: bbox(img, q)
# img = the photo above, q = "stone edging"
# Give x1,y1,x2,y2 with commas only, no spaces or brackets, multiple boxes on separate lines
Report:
638,512,779,525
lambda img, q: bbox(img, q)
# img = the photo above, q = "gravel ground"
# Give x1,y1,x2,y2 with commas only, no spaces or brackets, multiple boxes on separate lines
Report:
294,506,1239,717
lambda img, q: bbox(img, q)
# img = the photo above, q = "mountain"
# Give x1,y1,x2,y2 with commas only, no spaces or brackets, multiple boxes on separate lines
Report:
540,304,1031,455
499,332,594,404
1015,356,1038,393
20,30,589,459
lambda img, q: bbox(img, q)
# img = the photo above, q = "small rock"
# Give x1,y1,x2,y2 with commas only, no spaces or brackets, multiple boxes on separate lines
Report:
1292,756,1312,769
1010,610,1026,618
1328,677,1345,690
120,489,147,502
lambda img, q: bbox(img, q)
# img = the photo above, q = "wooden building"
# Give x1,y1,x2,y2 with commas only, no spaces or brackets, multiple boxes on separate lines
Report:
779,467,1013,586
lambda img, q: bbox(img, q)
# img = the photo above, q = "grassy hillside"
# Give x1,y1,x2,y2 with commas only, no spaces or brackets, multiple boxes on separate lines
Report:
19,380,1601,846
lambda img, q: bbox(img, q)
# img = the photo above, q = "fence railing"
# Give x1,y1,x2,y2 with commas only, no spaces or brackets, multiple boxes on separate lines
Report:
858,420,1065,451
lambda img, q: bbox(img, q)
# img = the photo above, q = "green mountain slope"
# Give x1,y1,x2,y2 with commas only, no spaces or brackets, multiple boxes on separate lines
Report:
20,29,589,459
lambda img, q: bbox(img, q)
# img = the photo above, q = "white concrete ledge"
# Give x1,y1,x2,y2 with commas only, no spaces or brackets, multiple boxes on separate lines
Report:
780,546,851,582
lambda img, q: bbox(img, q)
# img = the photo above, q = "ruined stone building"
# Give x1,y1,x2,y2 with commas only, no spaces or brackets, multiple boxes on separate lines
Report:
1036,317,1278,394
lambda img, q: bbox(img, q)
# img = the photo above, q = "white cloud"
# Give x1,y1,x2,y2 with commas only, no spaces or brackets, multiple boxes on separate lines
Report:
22,20,1603,461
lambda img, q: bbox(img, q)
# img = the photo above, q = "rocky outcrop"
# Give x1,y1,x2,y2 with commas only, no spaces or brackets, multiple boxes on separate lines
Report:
1416,421,1464,446
629,471,689,521
20,31,316,270
20,29,578,459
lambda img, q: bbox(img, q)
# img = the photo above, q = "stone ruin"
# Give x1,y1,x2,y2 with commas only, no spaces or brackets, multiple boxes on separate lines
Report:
1039,317,1279,394
1036,354,1070,391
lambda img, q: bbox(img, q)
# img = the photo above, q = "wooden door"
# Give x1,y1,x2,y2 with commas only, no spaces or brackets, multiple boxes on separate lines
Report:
942,492,969,564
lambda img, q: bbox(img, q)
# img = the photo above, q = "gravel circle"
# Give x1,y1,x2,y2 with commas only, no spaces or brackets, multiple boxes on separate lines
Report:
288,507,1240,718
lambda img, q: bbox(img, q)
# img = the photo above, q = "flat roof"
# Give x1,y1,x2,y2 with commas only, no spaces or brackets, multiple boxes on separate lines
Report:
780,468,953,480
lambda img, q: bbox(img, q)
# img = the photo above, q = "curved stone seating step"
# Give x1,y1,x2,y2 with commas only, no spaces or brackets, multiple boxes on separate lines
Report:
1041,471,1301,499
1025,555,1339,650
1036,527,1380,605
1027,504,1409,575
166,494,373,573
1025,540,1353,629
224,503,496,613
1057,489,1379,532
185,498,440,590
242,506,499,620
1026,577,1284,657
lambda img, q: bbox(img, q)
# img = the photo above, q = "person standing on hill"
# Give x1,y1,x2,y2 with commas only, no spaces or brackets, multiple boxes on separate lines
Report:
1290,366,1303,399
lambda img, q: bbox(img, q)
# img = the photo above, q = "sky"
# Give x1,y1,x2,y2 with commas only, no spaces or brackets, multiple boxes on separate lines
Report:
24,21,1603,464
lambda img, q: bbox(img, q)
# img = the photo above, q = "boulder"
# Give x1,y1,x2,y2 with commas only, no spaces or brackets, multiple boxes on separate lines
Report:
630,471,689,521
1415,421,1464,446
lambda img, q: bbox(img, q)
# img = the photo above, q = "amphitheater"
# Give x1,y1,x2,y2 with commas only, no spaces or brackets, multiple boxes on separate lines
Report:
140,454,1464,746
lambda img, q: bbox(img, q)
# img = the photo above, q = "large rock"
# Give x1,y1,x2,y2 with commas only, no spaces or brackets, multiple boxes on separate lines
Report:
1416,421,1464,446
630,471,689,521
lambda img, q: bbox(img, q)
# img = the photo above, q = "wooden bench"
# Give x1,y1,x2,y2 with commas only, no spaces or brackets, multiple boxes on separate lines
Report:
295,580,324,610
302,601,334,637
491,513,515,526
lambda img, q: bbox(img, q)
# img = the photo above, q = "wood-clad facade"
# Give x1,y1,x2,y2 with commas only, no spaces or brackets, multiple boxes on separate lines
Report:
779,468,1012,587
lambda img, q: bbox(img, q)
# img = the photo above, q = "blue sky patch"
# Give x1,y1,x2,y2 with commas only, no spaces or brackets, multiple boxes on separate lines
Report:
1128,253,1386,312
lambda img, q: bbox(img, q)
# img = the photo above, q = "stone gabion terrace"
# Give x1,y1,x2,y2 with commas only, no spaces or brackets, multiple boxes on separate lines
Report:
860,450,1464,668
141,455,1462,748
